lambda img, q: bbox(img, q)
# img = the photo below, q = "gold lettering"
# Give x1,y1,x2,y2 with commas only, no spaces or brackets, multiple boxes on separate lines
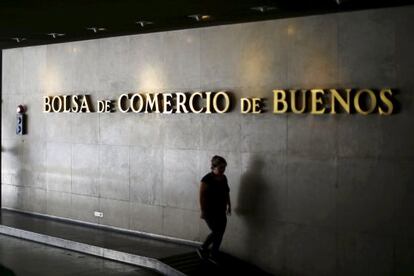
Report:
79,96,92,113
62,95,71,112
240,98,251,114
118,94,130,113
72,95,80,113
97,100,105,113
273,90,288,114
105,100,113,113
310,89,326,115
252,98,262,114
162,93,173,114
205,92,212,114
131,93,144,113
145,93,160,113
379,88,394,115
52,96,63,112
189,92,204,113
213,91,230,113
330,89,351,114
175,92,189,113
354,89,376,115
290,90,307,114
43,96,52,113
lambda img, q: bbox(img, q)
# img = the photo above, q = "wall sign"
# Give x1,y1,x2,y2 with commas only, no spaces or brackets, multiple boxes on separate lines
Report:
43,88,395,115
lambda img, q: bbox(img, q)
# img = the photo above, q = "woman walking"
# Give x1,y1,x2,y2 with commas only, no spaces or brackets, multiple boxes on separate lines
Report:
197,155,231,264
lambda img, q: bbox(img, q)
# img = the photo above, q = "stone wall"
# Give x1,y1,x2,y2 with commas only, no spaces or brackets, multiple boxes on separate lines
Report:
2,6,414,275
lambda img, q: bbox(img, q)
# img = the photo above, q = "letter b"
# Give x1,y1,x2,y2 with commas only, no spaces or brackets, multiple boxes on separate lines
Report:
273,90,288,114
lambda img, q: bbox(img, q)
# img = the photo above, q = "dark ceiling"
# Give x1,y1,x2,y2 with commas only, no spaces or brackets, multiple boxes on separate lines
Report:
0,0,413,49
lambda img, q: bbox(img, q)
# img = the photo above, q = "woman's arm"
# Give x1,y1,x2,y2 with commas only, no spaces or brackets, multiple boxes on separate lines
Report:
226,192,231,216
200,181,207,218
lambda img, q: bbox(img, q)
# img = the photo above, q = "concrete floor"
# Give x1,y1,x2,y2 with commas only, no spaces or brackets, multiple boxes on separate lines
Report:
0,209,272,275
0,209,194,259
0,234,161,276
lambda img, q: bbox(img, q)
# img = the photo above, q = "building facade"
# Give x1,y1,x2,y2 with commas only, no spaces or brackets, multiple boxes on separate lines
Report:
2,6,414,275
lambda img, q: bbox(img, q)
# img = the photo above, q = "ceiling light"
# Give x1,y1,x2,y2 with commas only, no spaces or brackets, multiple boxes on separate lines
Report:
11,37,26,43
188,14,211,22
47,33,65,39
136,21,153,27
335,0,349,5
86,27,107,33
251,6,277,13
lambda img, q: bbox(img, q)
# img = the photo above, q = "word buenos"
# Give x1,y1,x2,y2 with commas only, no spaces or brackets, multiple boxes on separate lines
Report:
271,88,394,115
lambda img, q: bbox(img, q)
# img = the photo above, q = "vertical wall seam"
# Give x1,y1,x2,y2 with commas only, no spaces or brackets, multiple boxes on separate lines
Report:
335,13,340,276
392,14,398,275
98,142,101,225
285,20,290,274
128,144,131,230
70,114,74,216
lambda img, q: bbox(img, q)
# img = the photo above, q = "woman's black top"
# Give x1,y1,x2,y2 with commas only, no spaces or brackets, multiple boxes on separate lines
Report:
200,172,230,216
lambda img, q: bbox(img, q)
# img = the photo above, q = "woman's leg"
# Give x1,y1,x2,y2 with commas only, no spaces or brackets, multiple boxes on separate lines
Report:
202,215,227,255
210,215,227,256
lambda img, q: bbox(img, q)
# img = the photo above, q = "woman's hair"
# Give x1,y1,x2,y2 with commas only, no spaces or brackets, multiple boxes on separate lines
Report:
211,155,227,170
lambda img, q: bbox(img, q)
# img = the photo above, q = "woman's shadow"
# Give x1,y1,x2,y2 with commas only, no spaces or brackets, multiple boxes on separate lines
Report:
0,264,16,276
235,155,269,257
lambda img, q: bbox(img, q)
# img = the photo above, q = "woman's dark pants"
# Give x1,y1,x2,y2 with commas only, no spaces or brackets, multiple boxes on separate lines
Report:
202,214,227,256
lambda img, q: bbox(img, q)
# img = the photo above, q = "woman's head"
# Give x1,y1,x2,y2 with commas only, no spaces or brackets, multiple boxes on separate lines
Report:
211,155,227,175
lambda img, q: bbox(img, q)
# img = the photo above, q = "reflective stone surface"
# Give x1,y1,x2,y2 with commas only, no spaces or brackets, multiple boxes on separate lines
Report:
0,234,161,276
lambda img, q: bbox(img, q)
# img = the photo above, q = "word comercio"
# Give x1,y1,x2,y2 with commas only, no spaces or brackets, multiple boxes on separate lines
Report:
118,92,230,114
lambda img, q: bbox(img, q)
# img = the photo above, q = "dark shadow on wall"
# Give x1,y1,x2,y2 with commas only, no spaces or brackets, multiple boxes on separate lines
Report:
0,264,16,276
235,155,270,258
1,51,2,209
